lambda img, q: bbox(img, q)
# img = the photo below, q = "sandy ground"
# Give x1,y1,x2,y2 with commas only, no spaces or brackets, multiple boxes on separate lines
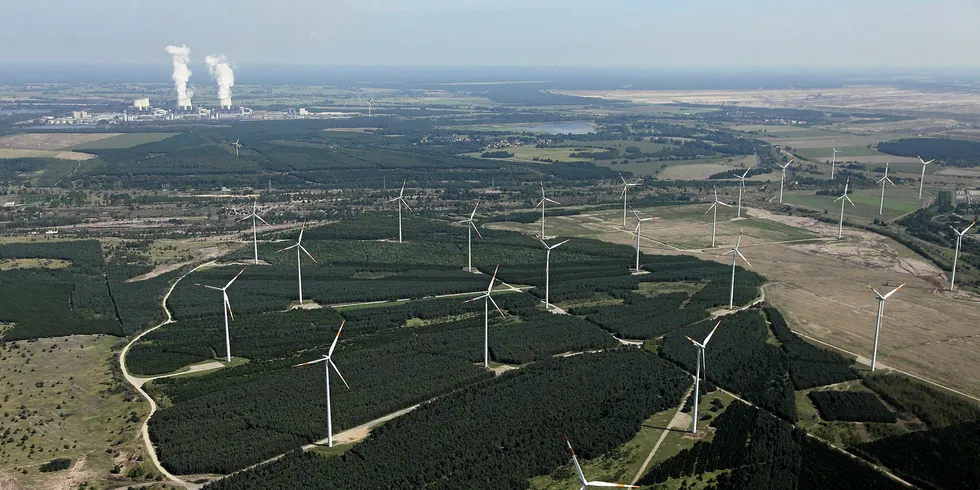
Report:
0,149,95,160
0,133,119,150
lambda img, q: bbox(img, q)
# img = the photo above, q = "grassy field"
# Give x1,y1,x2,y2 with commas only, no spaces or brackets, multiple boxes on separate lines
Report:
783,186,924,223
0,258,71,271
67,132,177,150
0,335,152,489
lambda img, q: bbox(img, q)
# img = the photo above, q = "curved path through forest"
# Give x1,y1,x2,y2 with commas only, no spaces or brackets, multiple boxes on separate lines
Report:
120,261,218,490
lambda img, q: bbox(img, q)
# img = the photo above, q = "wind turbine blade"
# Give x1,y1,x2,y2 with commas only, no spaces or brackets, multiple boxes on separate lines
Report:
388,197,401,203
399,180,406,197
736,249,751,267
834,195,844,203
545,198,560,205
299,245,318,263
224,293,235,321
705,202,716,215
685,336,705,349
718,201,733,208
620,173,627,185
882,283,906,300
631,207,642,221
292,357,328,368
470,201,479,220
236,215,251,223
845,195,855,205
586,482,639,488
256,215,270,226
714,249,735,259
735,229,743,249
463,293,489,304
488,295,506,318
224,268,247,289
490,264,500,286
552,239,571,249
298,223,306,244
702,321,721,346
925,159,935,165
328,320,345,357
741,167,751,178
400,198,414,213
964,221,977,234
329,360,351,391
867,284,885,300
470,221,483,239
532,199,543,210
564,435,589,487
278,244,299,252
196,283,222,291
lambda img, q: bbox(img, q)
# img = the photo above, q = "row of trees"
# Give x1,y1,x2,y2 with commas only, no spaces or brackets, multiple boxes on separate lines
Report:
808,391,897,423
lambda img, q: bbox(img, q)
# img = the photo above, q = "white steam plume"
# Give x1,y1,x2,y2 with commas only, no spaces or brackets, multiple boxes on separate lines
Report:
165,45,192,105
205,55,235,104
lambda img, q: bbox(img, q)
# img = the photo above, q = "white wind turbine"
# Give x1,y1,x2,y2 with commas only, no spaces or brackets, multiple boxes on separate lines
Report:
620,174,642,229
537,236,570,311
564,435,639,489
830,142,839,180
833,178,855,240
949,221,976,291
776,159,794,204
685,321,721,434
717,229,750,310
238,200,269,265
735,167,751,218
458,201,482,272
292,321,350,448
231,139,242,157
705,188,732,248
463,265,506,368
868,283,905,371
630,207,658,272
195,268,246,363
278,223,317,304
532,183,560,239
388,181,413,243
368,98,374,117
917,155,936,199
877,163,895,215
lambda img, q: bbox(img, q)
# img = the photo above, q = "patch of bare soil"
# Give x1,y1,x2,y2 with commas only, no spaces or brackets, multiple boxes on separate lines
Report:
0,133,119,150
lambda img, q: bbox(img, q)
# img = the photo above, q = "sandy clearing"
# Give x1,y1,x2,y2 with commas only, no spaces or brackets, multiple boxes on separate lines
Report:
0,133,120,150
0,149,95,160
126,245,237,282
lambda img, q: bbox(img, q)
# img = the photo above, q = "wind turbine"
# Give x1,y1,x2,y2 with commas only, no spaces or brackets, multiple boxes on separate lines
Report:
458,201,482,272
537,236,570,311
463,265,506,368
877,163,895,215
368,98,374,117
917,156,935,199
292,321,350,448
231,139,242,157
735,167,751,218
833,178,855,240
717,229,750,310
868,283,905,371
620,174,641,229
195,268,246,363
830,142,839,179
705,188,732,248
685,321,721,434
388,181,413,243
237,200,269,265
532,183,560,238
630,207,658,272
564,435,639,489
278,223,317,304
949,221,976,291
776,159,794,204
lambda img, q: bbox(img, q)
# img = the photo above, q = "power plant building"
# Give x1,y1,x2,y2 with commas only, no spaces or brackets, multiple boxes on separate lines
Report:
133,98,150,111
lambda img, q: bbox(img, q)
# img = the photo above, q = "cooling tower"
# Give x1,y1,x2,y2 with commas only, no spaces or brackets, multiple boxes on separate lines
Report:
219,97,232,110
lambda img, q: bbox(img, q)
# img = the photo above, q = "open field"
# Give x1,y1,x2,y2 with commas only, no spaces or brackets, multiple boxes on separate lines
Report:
491,204,980,399
555,86,980,116
0,258,71,271
0,335,150,490
66,133,177,150
0,133,120,151
783,187,924,223
0,149,95,161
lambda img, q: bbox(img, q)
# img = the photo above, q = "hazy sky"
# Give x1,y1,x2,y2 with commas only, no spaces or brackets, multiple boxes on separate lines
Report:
3,0,977,67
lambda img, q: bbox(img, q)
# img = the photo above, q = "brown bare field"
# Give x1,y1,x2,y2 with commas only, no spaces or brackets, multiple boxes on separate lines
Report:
0,149,95,161
0,133,119,150
937,167,980,178
492,205,980,398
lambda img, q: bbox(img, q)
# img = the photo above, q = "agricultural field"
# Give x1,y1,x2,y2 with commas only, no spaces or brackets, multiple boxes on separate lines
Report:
0,149,95,161
0,133,122,151
0,336,156,490
783,186,924,223
66,132,177,150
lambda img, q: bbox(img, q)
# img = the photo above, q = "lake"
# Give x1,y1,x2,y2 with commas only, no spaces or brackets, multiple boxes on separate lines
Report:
512,121,595,135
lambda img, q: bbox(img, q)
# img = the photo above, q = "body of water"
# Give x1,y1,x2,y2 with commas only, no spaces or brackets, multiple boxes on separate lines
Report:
513,121,595,135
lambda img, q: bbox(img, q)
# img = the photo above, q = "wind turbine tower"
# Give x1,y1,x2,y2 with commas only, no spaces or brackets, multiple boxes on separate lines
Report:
831,142,839,180
620,174,641,229
834,178,855,240
532,183,560,238
278,223,317,304
388,181,413,243
686,321,721,434
238,200,269,264
458,201,482,272
735,168,751,218
949,221,976,291
195,268,246,362
537,236,570,311
292,321,350,448
776,159,794,204
917,156,935,199
705,188,732,248
630,207,658,272
868,283,905,371
877,163,895,215
717,229,750,310
463,265,506,368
